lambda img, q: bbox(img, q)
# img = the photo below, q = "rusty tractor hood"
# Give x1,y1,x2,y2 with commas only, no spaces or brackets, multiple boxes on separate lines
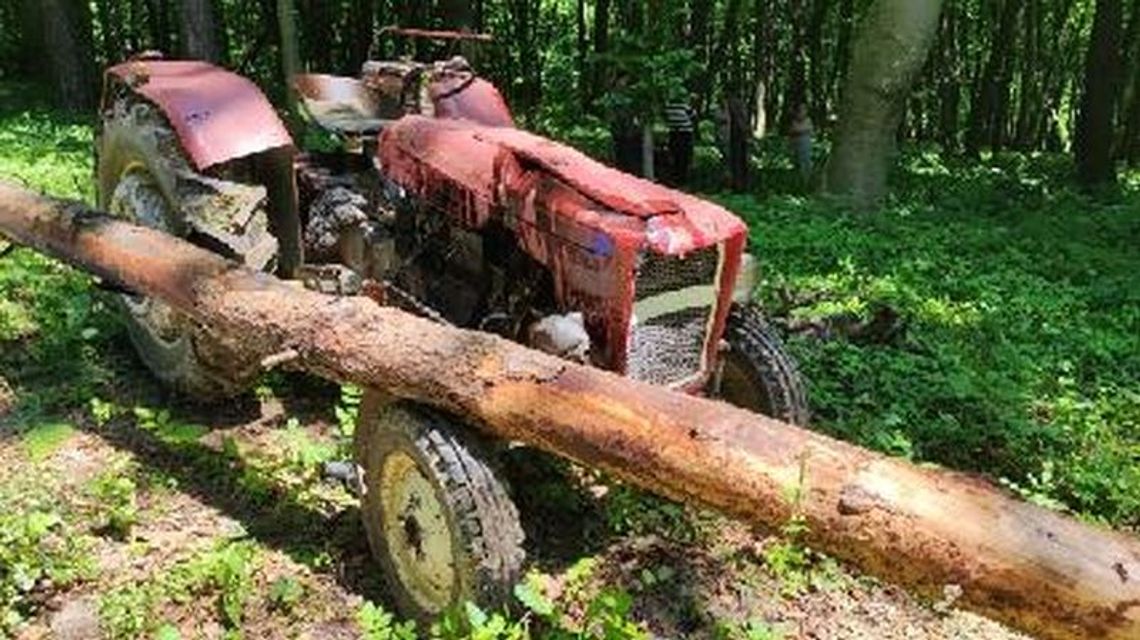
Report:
106,60,293,170
377,115,747,256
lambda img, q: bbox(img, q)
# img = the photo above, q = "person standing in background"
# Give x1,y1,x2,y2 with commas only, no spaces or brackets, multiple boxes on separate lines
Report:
788,103,814,182
665,99,695,187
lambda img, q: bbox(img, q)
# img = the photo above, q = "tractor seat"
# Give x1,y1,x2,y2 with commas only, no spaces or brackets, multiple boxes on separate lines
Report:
293,74,389,135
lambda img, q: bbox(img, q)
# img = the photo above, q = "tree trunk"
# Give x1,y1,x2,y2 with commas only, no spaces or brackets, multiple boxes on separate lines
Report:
146,0,172,54
805,0,831,126
1013,0,1038,149
936,5,961,151
37,0,97,112
832,0,855,117
576,0,588,109
1116,0,1140,163
299,0,332,71
727,94,749,191
590,0,611,108
276,0,301,118
93,0,123,64
1075,0,1124,186
965,0,1022,155
348,0,375,70
179,0,223,62
989,0,1023,150
826,0,943,205
752,0,775,133
714,0,744,99
2,181,1139,640
689,0,714,113
786,0,808,121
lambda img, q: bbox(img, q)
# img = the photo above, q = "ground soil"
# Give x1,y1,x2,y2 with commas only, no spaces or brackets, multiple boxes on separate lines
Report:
0,366,1030,640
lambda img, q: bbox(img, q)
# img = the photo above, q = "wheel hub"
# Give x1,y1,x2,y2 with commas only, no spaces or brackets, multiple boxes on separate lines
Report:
379,451,457,614
107,169,185,345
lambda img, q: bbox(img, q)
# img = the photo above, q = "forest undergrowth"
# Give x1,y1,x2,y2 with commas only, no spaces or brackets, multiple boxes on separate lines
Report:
0,86,1135,639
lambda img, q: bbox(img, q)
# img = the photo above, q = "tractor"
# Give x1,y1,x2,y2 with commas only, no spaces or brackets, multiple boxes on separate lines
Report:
95,31,807,621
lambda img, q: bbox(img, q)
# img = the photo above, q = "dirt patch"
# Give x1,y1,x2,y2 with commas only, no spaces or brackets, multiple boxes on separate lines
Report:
49,596,100,640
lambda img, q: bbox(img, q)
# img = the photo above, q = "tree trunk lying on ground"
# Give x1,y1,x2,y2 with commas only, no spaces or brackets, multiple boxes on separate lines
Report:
0,182,1137,640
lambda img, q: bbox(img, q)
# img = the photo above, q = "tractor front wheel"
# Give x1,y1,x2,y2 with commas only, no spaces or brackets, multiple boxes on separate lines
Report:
714,303,810,425
354,392,525,622
98,99,270,399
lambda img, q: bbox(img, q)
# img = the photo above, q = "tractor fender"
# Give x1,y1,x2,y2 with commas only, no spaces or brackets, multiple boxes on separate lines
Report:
430,77,515,128
105,60,294,170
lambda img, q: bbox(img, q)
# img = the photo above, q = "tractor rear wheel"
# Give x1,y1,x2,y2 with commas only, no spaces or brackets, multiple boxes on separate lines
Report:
354,392,525,622
98,99,270,399
714,303,810,425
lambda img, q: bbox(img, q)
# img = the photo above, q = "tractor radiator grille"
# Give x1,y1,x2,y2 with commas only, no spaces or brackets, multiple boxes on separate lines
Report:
627,308,709,386
635,246,720,299
627,245,721,387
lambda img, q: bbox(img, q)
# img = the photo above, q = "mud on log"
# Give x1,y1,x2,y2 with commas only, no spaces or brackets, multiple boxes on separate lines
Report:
1,182,1137,640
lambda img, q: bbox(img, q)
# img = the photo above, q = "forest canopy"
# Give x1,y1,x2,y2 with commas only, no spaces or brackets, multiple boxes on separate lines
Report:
2,0,1139,188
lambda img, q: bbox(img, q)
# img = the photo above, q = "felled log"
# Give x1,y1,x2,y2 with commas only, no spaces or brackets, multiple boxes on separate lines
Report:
1,182,1137,640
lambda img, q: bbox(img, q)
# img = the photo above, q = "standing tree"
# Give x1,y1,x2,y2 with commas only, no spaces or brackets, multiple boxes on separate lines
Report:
1075,0,1125,186
180,0,224,62
36,0,97,111
825,0,943,206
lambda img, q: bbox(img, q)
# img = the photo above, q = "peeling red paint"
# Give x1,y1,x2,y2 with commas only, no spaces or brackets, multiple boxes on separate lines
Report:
377,115,748,379
106,60,293,170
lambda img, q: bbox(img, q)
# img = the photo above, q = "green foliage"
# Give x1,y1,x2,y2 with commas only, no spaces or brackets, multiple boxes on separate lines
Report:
0,506,93,635
266,575,305,614
278,417,338,471
358,601,418,640
721,150,1140,529
596,33,695,125
178,541,258,627
87,467,140,540
335,383,363,438
19,420,76,460
0,97,119,424
603,485,694,543
99,582,161,639
715,619,785,640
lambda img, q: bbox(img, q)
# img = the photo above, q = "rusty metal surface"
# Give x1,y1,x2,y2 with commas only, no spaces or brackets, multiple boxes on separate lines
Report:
379,116,745,254
379,26,494,42
106,60,293,170
2,182,1137,640
430,78,514,127
377,115,746,378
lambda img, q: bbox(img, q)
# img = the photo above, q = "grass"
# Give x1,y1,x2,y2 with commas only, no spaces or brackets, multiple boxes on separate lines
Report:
0,83,1135,637
718,150,1140,527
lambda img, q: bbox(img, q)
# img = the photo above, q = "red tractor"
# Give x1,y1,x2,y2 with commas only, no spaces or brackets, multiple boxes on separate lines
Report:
96,39,806,620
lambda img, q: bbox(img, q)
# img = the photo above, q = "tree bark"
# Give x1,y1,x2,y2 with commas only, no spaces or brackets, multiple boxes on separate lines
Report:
965,0,1022,155
825,0,943,206
786,0,808,121
805,0,831,126
831,0,855,117
576,0,588,109
348,0,375,70
1075,0,1125,186
935,5,961,151
179,0,224,62
36,0,98,112
276,0,301,118
752,0,775,132
590,0,612,108
1,182,1139,640
1116,0,1140,163
146,0,172,55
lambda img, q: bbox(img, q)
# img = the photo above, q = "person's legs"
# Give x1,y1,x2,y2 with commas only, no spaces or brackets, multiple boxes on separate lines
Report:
675,130,694,186
793,134,813,181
